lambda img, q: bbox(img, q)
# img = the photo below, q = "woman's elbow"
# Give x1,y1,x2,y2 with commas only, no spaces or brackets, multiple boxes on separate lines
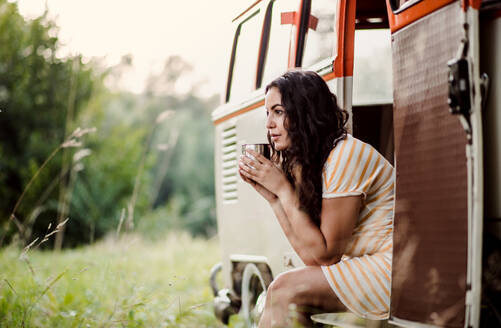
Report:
302,258,319,266
315,252,342,266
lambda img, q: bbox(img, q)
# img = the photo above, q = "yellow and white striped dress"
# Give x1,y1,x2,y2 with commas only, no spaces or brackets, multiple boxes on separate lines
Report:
321,134,394,320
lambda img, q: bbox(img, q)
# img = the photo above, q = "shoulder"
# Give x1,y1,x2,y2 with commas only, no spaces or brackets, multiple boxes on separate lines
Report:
322,135,368,197
324,134,367,168
322,135,393,196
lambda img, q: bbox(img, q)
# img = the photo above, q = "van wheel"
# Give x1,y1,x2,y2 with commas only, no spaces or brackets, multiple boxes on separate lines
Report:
240,263,267,327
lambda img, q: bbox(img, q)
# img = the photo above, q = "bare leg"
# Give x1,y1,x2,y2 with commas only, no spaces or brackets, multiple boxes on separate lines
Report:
258,266,347,328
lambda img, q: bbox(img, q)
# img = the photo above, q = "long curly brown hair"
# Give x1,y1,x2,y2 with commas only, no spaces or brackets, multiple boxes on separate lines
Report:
265,70,348,223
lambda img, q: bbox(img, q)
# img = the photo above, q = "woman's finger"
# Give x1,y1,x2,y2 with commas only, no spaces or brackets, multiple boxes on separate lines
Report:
239,162,258,179
238,158,254,172
240,155,261,171
239,170,255,185
240,169,259,185
246,150,267,165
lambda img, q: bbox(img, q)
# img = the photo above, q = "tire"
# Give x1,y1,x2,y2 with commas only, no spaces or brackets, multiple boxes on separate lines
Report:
239,263,268,327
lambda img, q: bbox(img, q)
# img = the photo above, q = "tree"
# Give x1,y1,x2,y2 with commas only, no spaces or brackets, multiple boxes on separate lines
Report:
136,56,219,237
0,2,219,246
0,0,95,246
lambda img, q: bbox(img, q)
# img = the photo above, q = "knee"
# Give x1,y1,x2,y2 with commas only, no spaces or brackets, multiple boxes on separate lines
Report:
268,271,292,295
266,270,309,305
265,272,290,305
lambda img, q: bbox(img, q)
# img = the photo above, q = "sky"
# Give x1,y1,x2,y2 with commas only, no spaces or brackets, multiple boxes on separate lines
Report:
15,0,250,97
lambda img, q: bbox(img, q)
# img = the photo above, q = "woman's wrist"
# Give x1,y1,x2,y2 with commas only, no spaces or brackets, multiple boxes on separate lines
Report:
276,182,294,203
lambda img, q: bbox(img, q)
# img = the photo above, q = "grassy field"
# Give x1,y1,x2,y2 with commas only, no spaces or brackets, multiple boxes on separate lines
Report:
0,233,230,327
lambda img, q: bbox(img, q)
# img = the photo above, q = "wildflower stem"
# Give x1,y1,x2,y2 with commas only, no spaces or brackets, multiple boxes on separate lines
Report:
10,145,62,221
1,145,63,246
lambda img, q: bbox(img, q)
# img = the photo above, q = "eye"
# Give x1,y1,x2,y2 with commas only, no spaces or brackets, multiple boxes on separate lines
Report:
275,109,284,115
265,110,270,117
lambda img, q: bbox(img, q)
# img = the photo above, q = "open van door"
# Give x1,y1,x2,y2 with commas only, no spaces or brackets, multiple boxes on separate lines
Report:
387,1,483,327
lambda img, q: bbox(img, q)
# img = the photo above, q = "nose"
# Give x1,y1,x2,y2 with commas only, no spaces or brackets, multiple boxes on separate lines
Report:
265,113,275,129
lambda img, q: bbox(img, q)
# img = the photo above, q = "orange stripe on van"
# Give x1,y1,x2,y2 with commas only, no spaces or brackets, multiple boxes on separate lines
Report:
332,0,356,78
213,100,265,126
462,0,482,11
322,71,338,81
385,0,456,33
470,0,482,9
214,71,340,126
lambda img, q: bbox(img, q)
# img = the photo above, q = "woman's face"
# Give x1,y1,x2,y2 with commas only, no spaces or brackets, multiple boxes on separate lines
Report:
265,87,290,151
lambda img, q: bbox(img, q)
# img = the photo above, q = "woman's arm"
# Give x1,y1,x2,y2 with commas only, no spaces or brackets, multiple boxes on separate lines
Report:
240,150,361,266
276,184,360,266
268,199,321,265
239,167,319,265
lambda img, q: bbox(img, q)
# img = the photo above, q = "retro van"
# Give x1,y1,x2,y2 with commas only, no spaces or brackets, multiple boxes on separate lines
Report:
209,0,501,327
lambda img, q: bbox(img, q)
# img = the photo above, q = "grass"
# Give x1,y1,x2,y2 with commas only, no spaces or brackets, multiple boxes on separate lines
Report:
0,232,227,327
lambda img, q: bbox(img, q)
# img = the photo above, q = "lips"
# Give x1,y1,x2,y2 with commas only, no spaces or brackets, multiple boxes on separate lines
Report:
270,134,280,141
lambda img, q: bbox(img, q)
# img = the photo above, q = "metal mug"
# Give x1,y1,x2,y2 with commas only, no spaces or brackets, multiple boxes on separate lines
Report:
242,143,271,160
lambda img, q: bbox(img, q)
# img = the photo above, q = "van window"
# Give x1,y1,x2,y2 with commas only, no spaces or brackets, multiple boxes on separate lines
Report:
352,29,393,105
260,0,299,88
229,10,262,102
302,0,339,68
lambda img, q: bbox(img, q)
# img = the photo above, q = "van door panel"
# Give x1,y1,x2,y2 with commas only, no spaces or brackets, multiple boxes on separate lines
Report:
390,2,469,327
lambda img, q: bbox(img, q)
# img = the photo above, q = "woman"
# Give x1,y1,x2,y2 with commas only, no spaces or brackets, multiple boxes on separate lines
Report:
238,70,394,327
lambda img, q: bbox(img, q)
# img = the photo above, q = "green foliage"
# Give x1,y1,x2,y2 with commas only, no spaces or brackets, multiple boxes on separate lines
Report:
0,0,96,246
70,122,154,244
152,93,219,237
0,2,219,246
0,234,224,327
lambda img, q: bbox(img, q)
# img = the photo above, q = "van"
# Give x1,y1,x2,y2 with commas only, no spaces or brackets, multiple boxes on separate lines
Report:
209,1,501,327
